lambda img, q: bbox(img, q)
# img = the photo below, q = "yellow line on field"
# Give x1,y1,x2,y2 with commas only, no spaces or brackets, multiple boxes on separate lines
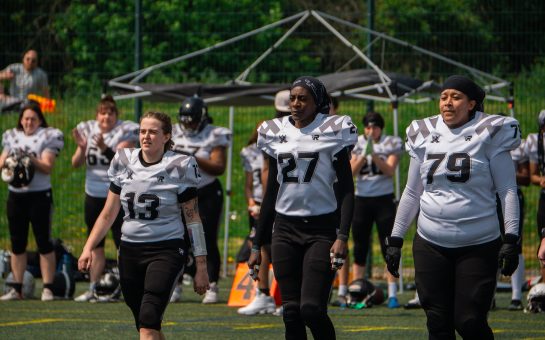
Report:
232,324,278,330
0,318,128,327
344,326,422,332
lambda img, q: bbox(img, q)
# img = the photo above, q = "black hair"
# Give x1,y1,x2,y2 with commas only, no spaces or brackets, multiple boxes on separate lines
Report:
362,111,385,129
17,101,48,130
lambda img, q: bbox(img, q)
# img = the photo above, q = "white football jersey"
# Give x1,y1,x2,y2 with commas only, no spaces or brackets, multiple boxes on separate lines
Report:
2,127,64,192
108,148,201,243
240,143,263,203
172,123,232,188
76,120,139,197
406,112,520,247
511,138,528,171
352,134,402,197
524,133,541,165
257,114,357,217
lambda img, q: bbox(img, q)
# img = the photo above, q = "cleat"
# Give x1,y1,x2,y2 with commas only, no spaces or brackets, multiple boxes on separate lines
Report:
202,282,219,304
238,291,276,315
0,288,22,301
41,288,54,302
273,305,283,317
387,297,400,309
170,285,182,303
404,296,421,309
74,290,98,302
508,299,523,311
330,295,348,307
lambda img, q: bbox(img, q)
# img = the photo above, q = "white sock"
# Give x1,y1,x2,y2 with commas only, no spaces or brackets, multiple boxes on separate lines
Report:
388,282,397,298
511,254,525,301
338,285,347,297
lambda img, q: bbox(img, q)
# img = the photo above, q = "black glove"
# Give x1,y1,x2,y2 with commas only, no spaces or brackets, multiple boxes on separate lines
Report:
498,233,520,276
385,236,404,278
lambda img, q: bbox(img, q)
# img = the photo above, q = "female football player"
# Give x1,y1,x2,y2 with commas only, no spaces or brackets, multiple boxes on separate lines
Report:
78,111,209,340
350,111,402,308
71,95,138,302
249,76,357,339
171,96,231,303
0,102,64,301
526,109,545,284
386,75,521,339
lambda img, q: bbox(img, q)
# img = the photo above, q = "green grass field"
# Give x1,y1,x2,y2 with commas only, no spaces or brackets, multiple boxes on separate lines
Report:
0,279,544,339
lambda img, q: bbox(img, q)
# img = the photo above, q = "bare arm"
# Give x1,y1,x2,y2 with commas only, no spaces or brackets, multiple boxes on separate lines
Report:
0,69,14,81
0,149,8,168
32,150,56,174
78,191,121,271
181,197,209,294
529,162,545,187
71,128,87,168
195,146,226,176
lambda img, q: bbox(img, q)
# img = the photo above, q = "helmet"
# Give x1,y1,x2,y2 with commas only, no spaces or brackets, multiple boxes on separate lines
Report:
96,272,120,296
179,96,207,133
347,278,385,307
538,110,545,129
525,283,545,313
1,152,34,187
4,270,35,298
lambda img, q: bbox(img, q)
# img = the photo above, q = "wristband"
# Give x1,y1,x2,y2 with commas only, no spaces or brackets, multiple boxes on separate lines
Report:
385,236,404,248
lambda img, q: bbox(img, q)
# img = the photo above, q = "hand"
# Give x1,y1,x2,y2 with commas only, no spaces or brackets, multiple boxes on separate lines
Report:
498,233,520,276
538,238,545,268
2,70,14,80
78,248,93,272
93,133,107,151
193,256,210,295
330,239,347,271
385,236,403,278
247,247,262,281
72,128,87,149
248,204,260,219
540,177,545,189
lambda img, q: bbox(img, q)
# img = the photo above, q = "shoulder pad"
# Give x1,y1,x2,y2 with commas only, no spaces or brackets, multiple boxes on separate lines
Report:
478,114,521,153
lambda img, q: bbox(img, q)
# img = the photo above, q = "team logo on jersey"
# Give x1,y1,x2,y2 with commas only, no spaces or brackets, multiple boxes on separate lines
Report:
431,135,440,143
465,136,473,141
279,135,287,143
312,135,320,140
157,176,164,182
126,170,134,180
178,248,184,256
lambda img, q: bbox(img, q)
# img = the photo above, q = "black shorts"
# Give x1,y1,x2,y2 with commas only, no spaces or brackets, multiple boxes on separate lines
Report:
118,239,187,331
85,194,123,249
7,189,54,254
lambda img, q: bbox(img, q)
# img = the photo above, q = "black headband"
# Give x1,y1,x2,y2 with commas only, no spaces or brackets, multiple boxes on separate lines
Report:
441,75,485,106
291,76,330,115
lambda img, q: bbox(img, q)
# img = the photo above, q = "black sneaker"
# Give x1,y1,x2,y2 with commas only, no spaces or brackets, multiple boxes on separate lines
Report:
508,299,523,311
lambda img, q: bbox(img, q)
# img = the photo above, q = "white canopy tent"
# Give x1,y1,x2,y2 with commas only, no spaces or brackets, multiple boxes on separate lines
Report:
109,10,514,281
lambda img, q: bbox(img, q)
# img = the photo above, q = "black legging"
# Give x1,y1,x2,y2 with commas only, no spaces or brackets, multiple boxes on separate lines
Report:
272,213,337,340
197,179,223,283
413,233,500,340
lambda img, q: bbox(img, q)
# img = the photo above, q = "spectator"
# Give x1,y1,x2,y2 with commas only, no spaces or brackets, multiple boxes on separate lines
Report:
0,50,49,110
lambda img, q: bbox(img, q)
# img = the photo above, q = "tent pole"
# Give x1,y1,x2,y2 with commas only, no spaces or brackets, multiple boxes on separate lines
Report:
222,106,235,278
392,98,404,293
508,84,515,118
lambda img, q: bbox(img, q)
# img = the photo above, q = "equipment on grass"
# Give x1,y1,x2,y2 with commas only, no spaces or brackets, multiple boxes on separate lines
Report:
4,270,35,298
51,254,75,299
347,278,385,308
525,283,545,313
95,269,121,301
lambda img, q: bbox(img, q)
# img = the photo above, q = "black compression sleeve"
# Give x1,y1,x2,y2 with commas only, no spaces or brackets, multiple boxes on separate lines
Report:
254,155,279,248
333,147,354,241
102,147,115,161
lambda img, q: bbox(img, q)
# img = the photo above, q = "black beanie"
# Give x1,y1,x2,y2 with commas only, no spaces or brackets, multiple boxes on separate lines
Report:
291,76,330,115
363,112,385,129
441,75,485,110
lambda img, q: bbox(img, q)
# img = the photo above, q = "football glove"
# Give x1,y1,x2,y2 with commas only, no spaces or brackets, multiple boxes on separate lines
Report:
385,236,403,278
498,233,520,276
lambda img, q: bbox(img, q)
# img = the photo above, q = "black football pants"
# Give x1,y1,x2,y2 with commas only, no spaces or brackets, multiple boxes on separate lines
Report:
413,233,500,340
271,213,337,340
